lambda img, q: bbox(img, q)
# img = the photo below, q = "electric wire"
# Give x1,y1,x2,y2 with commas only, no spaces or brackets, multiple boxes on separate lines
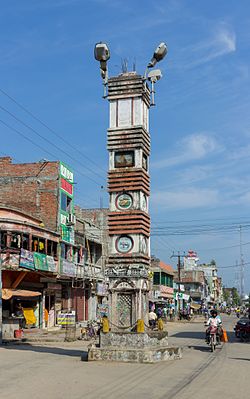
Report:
0,118,101,206
0,104,105,184
0,87,107,175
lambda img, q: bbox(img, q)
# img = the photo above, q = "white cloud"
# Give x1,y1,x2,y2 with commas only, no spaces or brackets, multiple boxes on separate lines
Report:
151,188,219,210
152,133,220,169
174,24,236,70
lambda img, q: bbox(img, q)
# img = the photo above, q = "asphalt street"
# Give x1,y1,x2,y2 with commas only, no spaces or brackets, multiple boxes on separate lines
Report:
0,314,249,399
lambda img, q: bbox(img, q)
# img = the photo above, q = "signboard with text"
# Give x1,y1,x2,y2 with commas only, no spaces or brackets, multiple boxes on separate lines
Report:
60,259,76,277
33,253,48,271
20,249,35,270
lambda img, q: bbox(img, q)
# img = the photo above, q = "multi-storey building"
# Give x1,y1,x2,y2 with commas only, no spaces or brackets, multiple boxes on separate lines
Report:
0,157,107,338
150,257,174,309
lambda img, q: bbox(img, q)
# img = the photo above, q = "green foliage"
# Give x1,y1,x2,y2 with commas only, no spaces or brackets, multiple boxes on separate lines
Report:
231,287,241,306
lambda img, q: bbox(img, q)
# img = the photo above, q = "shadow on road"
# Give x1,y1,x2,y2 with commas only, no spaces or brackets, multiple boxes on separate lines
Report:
171,331,204,339
229,357,250,362
187,345,211,352
3,344,87,358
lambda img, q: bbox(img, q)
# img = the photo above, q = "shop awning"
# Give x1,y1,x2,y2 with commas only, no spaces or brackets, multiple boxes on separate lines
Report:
2,289,42,300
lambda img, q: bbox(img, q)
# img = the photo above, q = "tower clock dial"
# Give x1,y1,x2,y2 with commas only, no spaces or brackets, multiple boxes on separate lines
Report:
116,236,134,253
116,193,133,210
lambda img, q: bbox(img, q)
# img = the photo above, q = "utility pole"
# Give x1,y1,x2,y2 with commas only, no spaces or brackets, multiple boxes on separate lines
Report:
0,229,2,345
239,225,244,299
171,252,185,319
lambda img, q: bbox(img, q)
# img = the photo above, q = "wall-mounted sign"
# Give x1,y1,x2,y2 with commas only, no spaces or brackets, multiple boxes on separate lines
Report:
34,253,48,271
116,236,133,253
60,259,76,277
60,163,73,183
116,193,133,210
47,256,57,272
1,253,19,269
20,249,35,270
61,178,73,195
160,286,174,295
105,266,148,278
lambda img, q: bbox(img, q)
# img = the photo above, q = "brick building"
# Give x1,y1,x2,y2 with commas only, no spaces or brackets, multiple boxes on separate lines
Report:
0,157,109,338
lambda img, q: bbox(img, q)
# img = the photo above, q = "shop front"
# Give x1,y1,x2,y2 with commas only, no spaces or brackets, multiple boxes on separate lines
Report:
2,288,42,339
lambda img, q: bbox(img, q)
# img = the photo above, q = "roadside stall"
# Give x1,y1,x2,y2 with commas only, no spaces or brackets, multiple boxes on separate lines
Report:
2,289,42,339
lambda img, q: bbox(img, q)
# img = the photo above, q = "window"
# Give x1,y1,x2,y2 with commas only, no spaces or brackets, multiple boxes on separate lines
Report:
32,237,39,252
114,151,135,168
38,238,45,253
10,233,21,249
153,272,160,285
161,273,166,286
61,192,72,212
0,231,7,250
61,243,65,259
22,234,29,250
47,240,57,257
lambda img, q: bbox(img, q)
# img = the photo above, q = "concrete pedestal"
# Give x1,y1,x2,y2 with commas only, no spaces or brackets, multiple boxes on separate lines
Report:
87,331,182,364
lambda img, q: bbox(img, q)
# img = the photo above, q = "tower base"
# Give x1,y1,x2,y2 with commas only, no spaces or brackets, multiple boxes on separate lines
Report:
86,331,182,364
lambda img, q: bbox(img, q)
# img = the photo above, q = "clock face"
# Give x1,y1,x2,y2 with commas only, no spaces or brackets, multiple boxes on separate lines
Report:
116,193,133,210
141,194,147,212
116,236,133,253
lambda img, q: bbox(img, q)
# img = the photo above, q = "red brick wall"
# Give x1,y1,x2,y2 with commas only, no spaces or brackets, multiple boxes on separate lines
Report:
0,157,60,231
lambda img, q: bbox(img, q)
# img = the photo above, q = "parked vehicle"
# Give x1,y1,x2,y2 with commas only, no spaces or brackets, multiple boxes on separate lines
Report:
234,317,250,341
234,317,249,337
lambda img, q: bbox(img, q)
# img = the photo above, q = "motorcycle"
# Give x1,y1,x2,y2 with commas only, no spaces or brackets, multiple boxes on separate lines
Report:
207,325,219,352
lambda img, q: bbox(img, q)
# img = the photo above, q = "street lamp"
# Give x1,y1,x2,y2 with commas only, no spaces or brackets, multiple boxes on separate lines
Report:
147,42,168,68
94,42,110,97
94,41,168,105
145,42,168,105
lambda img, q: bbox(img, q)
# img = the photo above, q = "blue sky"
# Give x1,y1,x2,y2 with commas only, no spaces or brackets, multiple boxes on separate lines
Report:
0,0,250,293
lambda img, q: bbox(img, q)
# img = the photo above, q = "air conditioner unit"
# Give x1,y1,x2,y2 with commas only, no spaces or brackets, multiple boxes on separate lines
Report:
66,214,76,226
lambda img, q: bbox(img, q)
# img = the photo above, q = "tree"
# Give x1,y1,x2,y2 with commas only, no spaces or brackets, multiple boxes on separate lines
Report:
231,287,241,306
223,288,230,304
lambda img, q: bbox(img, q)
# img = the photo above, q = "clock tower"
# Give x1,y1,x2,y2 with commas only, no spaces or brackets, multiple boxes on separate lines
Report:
106,72,151,329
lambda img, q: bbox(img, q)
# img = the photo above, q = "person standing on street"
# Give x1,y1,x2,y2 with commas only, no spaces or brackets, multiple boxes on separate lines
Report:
149,309,157,329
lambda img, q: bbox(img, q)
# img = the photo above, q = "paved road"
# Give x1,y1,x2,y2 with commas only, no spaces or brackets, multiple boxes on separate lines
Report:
0,315,249,399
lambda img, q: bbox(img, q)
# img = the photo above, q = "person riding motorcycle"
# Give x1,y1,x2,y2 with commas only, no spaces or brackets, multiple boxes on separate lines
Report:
205,310,222,344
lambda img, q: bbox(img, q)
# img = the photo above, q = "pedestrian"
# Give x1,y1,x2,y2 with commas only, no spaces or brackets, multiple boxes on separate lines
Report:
157,307,162,319
148,309,157,329
44,308,49,328
169,307,173,321
163,306,167,320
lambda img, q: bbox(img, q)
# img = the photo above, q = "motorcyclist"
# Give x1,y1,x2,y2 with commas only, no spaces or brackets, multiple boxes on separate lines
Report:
205,309,222,344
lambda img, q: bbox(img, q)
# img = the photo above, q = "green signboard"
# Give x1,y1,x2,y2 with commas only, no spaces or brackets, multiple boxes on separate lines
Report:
33,253,48,271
